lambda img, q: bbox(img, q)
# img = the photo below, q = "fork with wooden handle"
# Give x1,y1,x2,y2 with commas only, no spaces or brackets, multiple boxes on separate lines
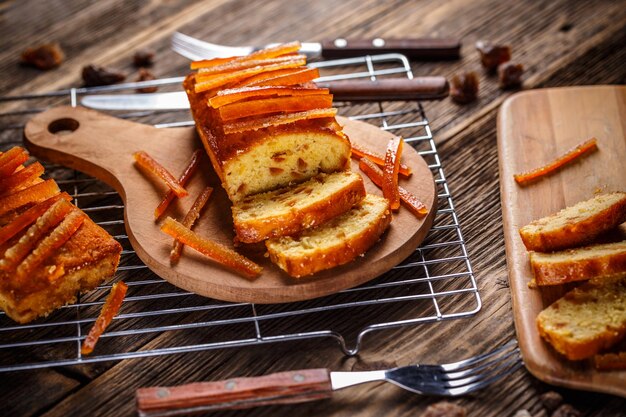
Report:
136,341,522,416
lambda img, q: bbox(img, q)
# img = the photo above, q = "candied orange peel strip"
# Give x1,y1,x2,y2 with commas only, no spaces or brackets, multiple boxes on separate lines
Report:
197,55,306,77
81,281,128,355
0,199,72,271
383,137,403,211
0,192,72,245
154,150,202,220
134,151,188,198
161,217,262,279
16,209,85,279
194,57,307,93
359,158,428,217
209,86,329,108
514,138,598,186
0,179,60,217
223,108,337,134
218,94,333,122
0,147,29,178
170,186,213,264
190,41,301,70
231,67,319,88
351,142,412,177
0,162,45,195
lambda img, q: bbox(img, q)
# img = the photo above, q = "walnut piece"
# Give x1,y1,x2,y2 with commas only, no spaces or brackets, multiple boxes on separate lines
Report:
476,40,511,72
551,404,581,417
133,49,155,67
422,401,466,417
21,43,65,70
135,68,158,93
498,62,524,89
82,65,126,87
450,72,479,104
539,391,563,412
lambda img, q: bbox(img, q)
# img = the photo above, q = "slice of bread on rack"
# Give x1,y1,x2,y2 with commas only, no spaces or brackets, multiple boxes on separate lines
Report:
0,146,121,323
519,192,626,252
536,276,626,360
232,171,366,243
529,240,626,286
266,194,392,277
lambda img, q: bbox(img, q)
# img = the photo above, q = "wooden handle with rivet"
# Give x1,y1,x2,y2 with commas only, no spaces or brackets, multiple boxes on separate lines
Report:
136,369,332,416
321,77,449,101
321,37,461,60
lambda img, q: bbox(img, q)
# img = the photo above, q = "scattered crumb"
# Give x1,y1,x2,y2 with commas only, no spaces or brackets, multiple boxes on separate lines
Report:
422,401,466,417
21,43,64,70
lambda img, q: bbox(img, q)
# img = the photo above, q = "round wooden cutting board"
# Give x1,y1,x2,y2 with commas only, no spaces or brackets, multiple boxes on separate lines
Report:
24,106,436,303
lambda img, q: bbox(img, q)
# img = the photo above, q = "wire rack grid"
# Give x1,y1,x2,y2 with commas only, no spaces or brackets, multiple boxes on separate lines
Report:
0,53,480,372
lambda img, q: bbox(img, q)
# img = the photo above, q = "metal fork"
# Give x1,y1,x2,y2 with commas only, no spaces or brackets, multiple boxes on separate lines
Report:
136,340,523,416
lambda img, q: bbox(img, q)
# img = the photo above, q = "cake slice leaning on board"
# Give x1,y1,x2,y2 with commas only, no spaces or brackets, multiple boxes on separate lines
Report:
183,41,392,277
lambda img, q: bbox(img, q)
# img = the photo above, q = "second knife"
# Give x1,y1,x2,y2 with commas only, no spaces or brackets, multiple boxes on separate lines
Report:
80,77,449,111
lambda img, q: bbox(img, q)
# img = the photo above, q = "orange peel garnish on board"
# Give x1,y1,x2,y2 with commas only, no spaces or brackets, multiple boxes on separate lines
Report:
134,151,188,198
351,142,412,178
154,150,202,220
170,186,213,264
383,137,403,211
160,217,262,279
513,138,598,186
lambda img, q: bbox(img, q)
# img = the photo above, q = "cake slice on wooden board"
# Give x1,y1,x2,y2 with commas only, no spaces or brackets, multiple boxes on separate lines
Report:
232,171,366,243
519,192,626,252
536,276,626,360
0,146,122,324
266,194,392,278
529,240,626,286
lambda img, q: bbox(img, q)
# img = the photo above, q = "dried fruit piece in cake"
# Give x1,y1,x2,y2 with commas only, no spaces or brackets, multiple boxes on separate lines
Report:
232,171,366,243
536,276,626,360
529,240,626,287
266,194,392,278
519,192,626,252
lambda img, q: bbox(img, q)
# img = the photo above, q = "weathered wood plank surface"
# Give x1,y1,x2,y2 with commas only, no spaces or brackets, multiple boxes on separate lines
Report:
1,0,625,415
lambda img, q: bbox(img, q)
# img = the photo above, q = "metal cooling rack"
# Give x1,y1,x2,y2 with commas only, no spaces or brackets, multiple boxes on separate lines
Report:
0,54,480,372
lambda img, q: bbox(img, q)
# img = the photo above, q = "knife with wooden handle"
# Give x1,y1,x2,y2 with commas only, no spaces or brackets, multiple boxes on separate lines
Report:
80,77,449,111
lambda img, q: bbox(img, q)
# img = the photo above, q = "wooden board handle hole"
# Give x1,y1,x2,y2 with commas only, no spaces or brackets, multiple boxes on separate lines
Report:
48,118,80,135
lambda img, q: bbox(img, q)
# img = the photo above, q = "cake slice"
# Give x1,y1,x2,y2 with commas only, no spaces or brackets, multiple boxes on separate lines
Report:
0,146,121,323
536,276,626,360
183,43,351,203
529,240,626,286
519,192,626,252
232,171,366,243
266,194,392,277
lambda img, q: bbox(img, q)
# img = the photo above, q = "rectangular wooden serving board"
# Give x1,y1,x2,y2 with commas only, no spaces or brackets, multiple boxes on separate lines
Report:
497,85,626,397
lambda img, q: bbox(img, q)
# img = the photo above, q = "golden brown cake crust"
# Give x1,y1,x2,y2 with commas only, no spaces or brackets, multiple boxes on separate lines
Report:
233,172,366,243
536,277,626,360
0,217,122,323
529,241,626,286
266,195,392,278
519,192,626,252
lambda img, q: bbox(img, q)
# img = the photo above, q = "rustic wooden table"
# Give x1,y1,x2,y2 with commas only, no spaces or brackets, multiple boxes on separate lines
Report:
1,0,625,416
